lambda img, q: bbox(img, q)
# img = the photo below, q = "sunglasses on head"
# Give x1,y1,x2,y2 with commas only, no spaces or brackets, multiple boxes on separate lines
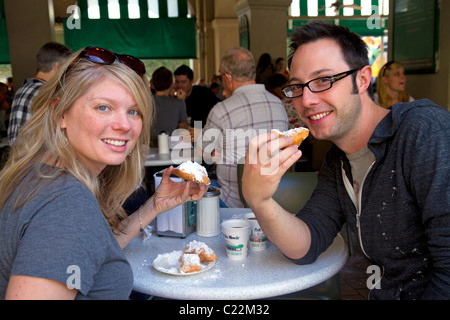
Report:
381,60,395,77
78,46,146,75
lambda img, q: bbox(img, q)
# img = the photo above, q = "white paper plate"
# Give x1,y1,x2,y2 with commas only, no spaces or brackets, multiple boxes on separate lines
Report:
152,250,216,276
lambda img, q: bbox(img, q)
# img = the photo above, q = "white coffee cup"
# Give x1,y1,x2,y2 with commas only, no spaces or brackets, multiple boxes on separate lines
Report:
243,212,268,251
221,219,251,260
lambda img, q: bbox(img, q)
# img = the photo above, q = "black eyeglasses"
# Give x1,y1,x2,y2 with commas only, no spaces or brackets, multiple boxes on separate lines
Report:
78,46,146,75
282,69,358,98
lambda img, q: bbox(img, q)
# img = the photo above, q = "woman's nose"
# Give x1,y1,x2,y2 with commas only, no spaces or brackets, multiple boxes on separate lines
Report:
112,112,132,131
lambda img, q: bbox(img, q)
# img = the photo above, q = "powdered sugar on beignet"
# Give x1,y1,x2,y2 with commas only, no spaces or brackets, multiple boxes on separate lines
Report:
172,161,210,185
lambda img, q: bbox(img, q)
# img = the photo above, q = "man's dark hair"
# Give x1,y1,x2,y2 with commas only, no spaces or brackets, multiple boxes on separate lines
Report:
174,64,194,80
151,66,173,91
36,42,72,73
288,22,369,94
288,22,369,70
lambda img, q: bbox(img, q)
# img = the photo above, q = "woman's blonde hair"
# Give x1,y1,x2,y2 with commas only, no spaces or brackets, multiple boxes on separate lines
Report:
0,48,154,233
376,61,409,108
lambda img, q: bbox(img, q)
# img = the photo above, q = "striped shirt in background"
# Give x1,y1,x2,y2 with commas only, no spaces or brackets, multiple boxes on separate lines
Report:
7,78,45,145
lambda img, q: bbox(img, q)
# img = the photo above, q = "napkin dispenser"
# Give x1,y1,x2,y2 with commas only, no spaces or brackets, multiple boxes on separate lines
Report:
154,171,197,238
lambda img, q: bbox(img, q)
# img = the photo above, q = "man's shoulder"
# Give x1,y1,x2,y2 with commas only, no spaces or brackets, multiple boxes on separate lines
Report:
13,78,44,100
237,84,283,101
191,85,214,97
17,78,45,91
393,99,449,130
188,85,219,105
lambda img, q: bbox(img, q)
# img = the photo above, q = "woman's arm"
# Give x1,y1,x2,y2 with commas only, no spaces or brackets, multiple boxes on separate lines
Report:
6,275,77,300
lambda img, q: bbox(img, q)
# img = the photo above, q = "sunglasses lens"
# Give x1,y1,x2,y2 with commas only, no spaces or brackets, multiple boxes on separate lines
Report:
84,47,116,65
120,55,146,75
80,47,146,75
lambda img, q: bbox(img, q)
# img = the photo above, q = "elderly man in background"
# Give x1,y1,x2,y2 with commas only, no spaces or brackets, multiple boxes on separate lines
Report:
200,47,288,208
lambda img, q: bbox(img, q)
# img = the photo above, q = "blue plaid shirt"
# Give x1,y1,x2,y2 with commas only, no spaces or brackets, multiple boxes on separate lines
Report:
7,78,45,145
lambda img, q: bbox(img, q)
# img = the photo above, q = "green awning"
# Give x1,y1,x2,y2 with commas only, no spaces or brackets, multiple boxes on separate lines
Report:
63,16,196,59
0,0,10,64
63,0,196,59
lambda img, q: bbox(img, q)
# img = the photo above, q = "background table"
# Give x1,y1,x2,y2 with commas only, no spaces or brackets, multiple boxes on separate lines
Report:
123,208,348,300
145,147,197,167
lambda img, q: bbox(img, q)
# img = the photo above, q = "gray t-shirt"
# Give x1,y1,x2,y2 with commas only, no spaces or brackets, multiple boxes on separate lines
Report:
0,168,133,299
347,146,376,211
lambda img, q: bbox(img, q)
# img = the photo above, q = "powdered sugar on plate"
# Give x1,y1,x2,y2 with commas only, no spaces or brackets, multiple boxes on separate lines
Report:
153,250,183,274
152,248,216,276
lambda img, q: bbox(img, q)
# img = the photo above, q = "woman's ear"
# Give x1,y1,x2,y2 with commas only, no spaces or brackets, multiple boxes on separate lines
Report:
52,98,66,130
51,97,60,107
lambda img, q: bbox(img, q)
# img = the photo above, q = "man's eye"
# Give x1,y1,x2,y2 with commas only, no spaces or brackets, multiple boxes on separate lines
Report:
317,78,330,84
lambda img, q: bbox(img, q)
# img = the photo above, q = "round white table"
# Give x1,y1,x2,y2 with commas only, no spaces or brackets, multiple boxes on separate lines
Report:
123,208,348,300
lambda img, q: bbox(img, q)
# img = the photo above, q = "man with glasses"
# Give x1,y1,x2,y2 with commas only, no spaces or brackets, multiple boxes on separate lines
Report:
242,22,449,299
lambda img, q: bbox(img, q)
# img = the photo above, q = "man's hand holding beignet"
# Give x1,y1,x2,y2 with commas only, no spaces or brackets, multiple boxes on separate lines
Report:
241,131,310,259
242,132,302,210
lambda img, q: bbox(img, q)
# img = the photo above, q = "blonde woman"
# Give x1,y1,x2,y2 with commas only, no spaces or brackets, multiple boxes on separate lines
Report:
375,61,414,108
0,47,207,299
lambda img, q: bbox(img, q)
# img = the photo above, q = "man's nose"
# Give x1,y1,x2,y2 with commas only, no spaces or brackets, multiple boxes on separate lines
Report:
299,86,320,107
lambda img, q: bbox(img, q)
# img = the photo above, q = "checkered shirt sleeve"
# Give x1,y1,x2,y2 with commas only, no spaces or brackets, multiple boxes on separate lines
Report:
7,78,45,145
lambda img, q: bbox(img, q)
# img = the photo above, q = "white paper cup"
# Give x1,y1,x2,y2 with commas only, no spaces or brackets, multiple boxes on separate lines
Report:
243,212,268,251
158,133,169,154
221,219,251,260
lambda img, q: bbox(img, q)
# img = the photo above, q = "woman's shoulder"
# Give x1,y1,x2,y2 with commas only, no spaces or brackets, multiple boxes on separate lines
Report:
19,171,100,222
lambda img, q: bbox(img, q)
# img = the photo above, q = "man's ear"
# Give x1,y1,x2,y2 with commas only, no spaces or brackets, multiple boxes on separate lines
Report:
52,61,61,72
357,65,373,94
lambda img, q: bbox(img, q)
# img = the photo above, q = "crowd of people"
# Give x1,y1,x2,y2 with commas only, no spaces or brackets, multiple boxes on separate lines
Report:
0,20,448,300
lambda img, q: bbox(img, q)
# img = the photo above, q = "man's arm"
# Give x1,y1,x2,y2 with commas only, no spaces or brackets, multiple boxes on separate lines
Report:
242,132,311,260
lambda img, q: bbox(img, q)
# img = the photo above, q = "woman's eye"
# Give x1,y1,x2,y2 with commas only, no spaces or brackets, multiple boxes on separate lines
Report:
128,109,140,116
98,105,110,112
